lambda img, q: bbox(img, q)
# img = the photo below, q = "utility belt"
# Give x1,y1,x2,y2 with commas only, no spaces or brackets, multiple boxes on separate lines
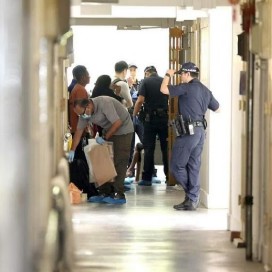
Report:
171,114,207,137
139,107,168,122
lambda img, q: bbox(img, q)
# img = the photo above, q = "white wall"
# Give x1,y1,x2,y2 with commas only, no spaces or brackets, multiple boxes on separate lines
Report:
206,6,232,208
228,5,244,231
71,26,169,92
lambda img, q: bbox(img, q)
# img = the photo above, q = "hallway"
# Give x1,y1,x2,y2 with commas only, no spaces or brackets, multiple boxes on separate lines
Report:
72,183,264,272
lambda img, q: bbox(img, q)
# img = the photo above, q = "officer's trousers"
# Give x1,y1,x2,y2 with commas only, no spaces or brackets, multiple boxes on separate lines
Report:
170,127,205,202
142,117,168,181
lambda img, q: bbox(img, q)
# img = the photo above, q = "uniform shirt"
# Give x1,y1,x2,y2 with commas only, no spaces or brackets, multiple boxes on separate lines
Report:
69,83,89,133
168,78,219,121
138,74,168,111
77,96,134,135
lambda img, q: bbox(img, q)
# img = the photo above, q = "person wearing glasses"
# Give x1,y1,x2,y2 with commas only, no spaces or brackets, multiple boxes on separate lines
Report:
160,62,220,211
133,65,169,186
68,96,134,205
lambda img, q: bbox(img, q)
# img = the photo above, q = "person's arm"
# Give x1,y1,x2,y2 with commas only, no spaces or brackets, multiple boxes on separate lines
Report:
71,128,85,151
160,69,176,95
133,95,145,116
208,91,220,113
120,82,133,108
104,119,122,140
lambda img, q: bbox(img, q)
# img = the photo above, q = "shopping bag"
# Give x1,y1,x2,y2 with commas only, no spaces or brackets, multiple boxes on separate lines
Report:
84,139,117,186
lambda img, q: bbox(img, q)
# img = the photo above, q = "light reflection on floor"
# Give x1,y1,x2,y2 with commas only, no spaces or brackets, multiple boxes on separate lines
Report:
72,182,264,272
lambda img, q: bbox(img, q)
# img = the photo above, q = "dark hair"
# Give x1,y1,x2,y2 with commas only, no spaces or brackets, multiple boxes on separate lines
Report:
72,65,87,81
115,61,128,73
94,75,111,89
144,65,157,74
91,74,123,103
73,98,90,108
190,72,199,78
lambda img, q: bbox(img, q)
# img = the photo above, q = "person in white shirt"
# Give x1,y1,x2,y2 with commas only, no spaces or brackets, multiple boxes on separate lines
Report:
112,61,133,109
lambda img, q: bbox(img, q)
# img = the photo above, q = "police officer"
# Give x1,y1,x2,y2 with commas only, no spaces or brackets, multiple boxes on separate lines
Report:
133,66,169,186
160,62,220,210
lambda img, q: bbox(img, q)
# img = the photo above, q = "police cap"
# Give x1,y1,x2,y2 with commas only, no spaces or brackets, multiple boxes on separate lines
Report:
176,62,199,74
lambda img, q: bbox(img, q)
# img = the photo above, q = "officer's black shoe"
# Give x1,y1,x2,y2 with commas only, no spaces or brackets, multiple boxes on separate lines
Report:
174,197,199,211
183,199,199,211
173,196,190,210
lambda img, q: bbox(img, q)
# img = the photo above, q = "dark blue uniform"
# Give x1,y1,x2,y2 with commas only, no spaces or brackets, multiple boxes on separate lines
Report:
168,78,219,202
138,73,169,182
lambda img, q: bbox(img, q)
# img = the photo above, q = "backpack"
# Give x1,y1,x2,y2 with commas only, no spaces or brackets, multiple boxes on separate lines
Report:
111,78,124,98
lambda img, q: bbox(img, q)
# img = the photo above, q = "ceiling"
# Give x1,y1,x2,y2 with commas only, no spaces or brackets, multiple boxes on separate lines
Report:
70,0,231,28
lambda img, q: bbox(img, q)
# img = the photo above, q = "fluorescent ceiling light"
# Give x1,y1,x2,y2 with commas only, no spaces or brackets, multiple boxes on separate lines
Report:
117,25,141,30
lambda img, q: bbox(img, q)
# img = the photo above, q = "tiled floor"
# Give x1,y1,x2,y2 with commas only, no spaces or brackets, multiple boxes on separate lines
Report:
72,183,264,272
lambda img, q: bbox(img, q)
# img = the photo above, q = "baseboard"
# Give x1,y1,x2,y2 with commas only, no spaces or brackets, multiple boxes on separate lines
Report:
200,188,208,208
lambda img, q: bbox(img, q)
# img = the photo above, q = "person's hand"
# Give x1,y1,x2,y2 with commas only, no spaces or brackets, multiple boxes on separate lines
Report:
68,150,75,163
127,77,133,87
96,136,105,145
166,69,176,77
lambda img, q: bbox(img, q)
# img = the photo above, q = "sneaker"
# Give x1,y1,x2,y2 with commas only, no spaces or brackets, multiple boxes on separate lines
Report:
88,194,107,203
138,180,152,186
103,194,126,204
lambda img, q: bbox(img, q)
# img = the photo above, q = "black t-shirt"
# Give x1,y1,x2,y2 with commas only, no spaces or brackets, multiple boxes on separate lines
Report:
138,74,168,111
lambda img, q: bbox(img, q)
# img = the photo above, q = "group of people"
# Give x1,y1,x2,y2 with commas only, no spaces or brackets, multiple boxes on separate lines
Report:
67,60,220,210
